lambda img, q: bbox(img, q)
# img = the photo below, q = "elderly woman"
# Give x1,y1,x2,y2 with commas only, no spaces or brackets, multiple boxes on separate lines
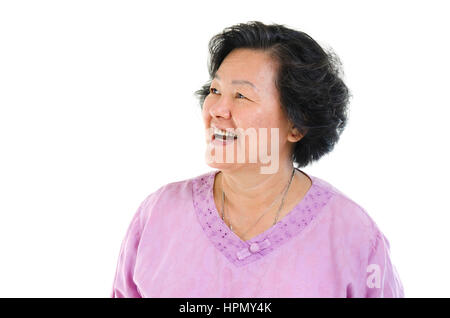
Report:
111,21,404,298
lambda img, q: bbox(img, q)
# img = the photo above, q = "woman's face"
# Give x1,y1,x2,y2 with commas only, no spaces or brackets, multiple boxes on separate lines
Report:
202,48,300,173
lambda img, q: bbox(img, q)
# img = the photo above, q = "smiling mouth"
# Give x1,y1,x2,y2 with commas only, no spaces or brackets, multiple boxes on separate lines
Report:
213,134,238,141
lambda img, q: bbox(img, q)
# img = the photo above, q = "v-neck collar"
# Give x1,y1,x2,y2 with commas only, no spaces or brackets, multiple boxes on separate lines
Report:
192,169,335,267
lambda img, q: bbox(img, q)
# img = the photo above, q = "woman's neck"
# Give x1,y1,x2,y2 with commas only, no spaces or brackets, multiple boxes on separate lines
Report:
216,162,298,218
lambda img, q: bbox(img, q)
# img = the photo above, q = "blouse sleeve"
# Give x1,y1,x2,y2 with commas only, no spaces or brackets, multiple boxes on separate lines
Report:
111,189,162,298
111,204,143,298
364,229,405,298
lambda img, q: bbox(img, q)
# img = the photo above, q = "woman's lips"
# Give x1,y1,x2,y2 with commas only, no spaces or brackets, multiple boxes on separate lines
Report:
212,134,237,145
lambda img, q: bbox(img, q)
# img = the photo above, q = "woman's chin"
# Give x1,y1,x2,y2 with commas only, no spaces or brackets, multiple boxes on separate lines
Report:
205,161,264,173
205,162,239,170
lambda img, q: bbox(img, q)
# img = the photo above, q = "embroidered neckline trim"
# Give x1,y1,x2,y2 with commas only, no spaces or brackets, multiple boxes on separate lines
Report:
192,170,334,267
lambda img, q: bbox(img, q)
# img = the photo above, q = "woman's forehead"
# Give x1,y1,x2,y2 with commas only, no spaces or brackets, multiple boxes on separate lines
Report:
230,48,275,67
219,49,276,73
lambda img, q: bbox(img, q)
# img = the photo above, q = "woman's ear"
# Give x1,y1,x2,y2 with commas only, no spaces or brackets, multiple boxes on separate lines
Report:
287,124,305,143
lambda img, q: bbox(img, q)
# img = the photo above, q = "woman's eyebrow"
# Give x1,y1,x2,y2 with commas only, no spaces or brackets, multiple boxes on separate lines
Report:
214,73,258,91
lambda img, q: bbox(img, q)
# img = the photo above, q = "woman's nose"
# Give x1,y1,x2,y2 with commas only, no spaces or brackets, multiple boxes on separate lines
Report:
209,97,232,119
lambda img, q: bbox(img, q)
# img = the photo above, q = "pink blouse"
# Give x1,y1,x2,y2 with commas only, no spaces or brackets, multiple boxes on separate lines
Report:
111,169,404,297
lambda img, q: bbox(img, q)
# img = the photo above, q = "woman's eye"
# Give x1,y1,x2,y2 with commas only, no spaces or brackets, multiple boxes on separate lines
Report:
209,87,246,100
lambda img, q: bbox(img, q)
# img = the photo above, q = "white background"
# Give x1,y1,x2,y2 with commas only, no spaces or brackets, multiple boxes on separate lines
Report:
0,0,449,297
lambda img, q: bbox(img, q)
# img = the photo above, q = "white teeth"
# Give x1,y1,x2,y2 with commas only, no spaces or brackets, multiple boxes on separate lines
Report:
213,127,237,138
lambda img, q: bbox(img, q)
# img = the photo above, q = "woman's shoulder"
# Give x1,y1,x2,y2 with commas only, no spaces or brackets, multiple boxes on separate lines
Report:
134,170,215,221
146,170,214,199
309,174,384,242
142,170,212,197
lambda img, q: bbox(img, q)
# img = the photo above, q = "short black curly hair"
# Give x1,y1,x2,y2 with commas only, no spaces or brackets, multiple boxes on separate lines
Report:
194,21,350,168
